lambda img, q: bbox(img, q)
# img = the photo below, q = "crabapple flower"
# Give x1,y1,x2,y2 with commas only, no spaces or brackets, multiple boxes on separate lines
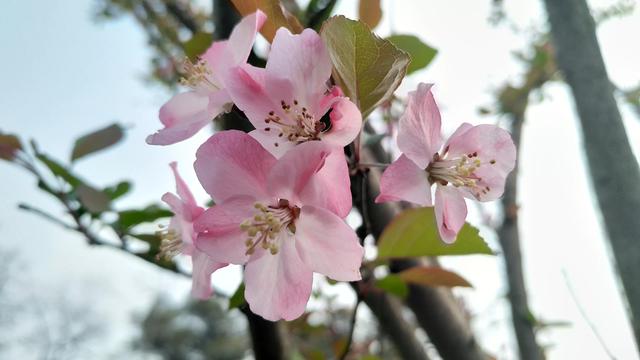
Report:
146,11,266,145
193,131,363,321
160,162,226,299
376,83,516,243
222,27,362,157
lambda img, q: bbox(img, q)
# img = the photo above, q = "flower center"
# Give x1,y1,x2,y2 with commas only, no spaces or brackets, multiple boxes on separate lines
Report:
179,58,219,92
240,199,300,255
157,225,183,260
427,152,496,197
262,100,329,148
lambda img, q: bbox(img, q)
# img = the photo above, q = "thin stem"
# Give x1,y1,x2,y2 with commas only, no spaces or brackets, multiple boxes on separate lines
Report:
562,270,617,359
18,203,77,231
339,297,361,360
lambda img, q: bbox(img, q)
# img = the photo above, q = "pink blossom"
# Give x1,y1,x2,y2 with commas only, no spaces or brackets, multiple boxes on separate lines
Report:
193,131,363,320
221,28,362,157
160,162,226,299
376,83,516,243
146,11,266,145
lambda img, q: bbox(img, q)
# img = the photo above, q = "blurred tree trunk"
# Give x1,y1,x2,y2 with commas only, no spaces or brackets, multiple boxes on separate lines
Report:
499,110,543,360
544,0,640,348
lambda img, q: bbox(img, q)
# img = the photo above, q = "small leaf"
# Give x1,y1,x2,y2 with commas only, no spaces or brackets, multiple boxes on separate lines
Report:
228,283,246,310
321,16,410,117
117,205,173,230
230,0,303,42
0,133,22,161
71,123,124,162
374,274,408,299
387,34,437,75
103,181,132,200
398,266,473,288
183,32,214,60
376,207,493,259
35,153,83,188
358,0,382,29
76,184,111,213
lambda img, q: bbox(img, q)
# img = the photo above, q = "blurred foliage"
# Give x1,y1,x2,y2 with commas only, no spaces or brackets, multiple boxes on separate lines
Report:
1,124,181,274
133,296,248,360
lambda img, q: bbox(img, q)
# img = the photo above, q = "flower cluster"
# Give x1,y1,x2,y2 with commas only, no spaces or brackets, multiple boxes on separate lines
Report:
149,12,515,321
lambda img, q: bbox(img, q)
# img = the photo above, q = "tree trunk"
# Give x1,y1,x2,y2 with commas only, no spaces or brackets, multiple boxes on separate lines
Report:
543,0,640,348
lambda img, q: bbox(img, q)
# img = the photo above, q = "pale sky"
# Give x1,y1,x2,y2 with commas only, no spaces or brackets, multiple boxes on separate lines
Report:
1,0,639,359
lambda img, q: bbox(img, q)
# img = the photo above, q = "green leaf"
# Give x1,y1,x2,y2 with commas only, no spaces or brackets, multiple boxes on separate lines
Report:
76,184,111,213
71,123,124,162
374,274,408,299
117,205,173,230
183,32,214,60
103,181,132,200
228,283,246,310
35,153,83,188
0,132,22,161
377,207,493,259
320,16,410,117
397,266,473,288
387,34,437,75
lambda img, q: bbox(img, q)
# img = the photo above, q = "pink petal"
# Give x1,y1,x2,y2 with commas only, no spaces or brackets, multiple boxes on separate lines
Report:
249,129,294,158
244,236,313,321
193,195,257,265
319,97,362,149
202,11,266,74
191,251,227,299
194,130,275,203
168,162,203,220
295,206,363,281
434,186,468,244
266,28,332,112
298,150,352,218
147,91,229,146
161,193,198,254
266,140,330,206
444,124,516,201
397,83,443,168
376,154,432,206
223,65,282,134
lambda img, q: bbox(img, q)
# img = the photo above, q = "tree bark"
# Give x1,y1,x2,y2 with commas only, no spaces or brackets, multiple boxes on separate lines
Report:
498,111,544,360
358,285,431,360
543,0,640,347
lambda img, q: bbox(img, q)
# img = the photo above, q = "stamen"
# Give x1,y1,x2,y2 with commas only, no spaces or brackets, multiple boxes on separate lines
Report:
240,200,299,256
179,58,219,92
264,100,328,147
428,153,493,199
157,227,183,260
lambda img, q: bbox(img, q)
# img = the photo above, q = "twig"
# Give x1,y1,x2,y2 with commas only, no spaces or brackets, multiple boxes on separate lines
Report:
18,203,77,231
562,270,616,359
339,297,361,360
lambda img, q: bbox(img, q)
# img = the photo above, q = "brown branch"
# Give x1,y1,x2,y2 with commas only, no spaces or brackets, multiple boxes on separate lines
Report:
543,0,640,347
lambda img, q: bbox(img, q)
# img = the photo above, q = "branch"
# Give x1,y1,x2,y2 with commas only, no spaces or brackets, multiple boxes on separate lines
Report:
354,282,431,360
338,297,361,360
544,0,640,346
240,305,286,360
